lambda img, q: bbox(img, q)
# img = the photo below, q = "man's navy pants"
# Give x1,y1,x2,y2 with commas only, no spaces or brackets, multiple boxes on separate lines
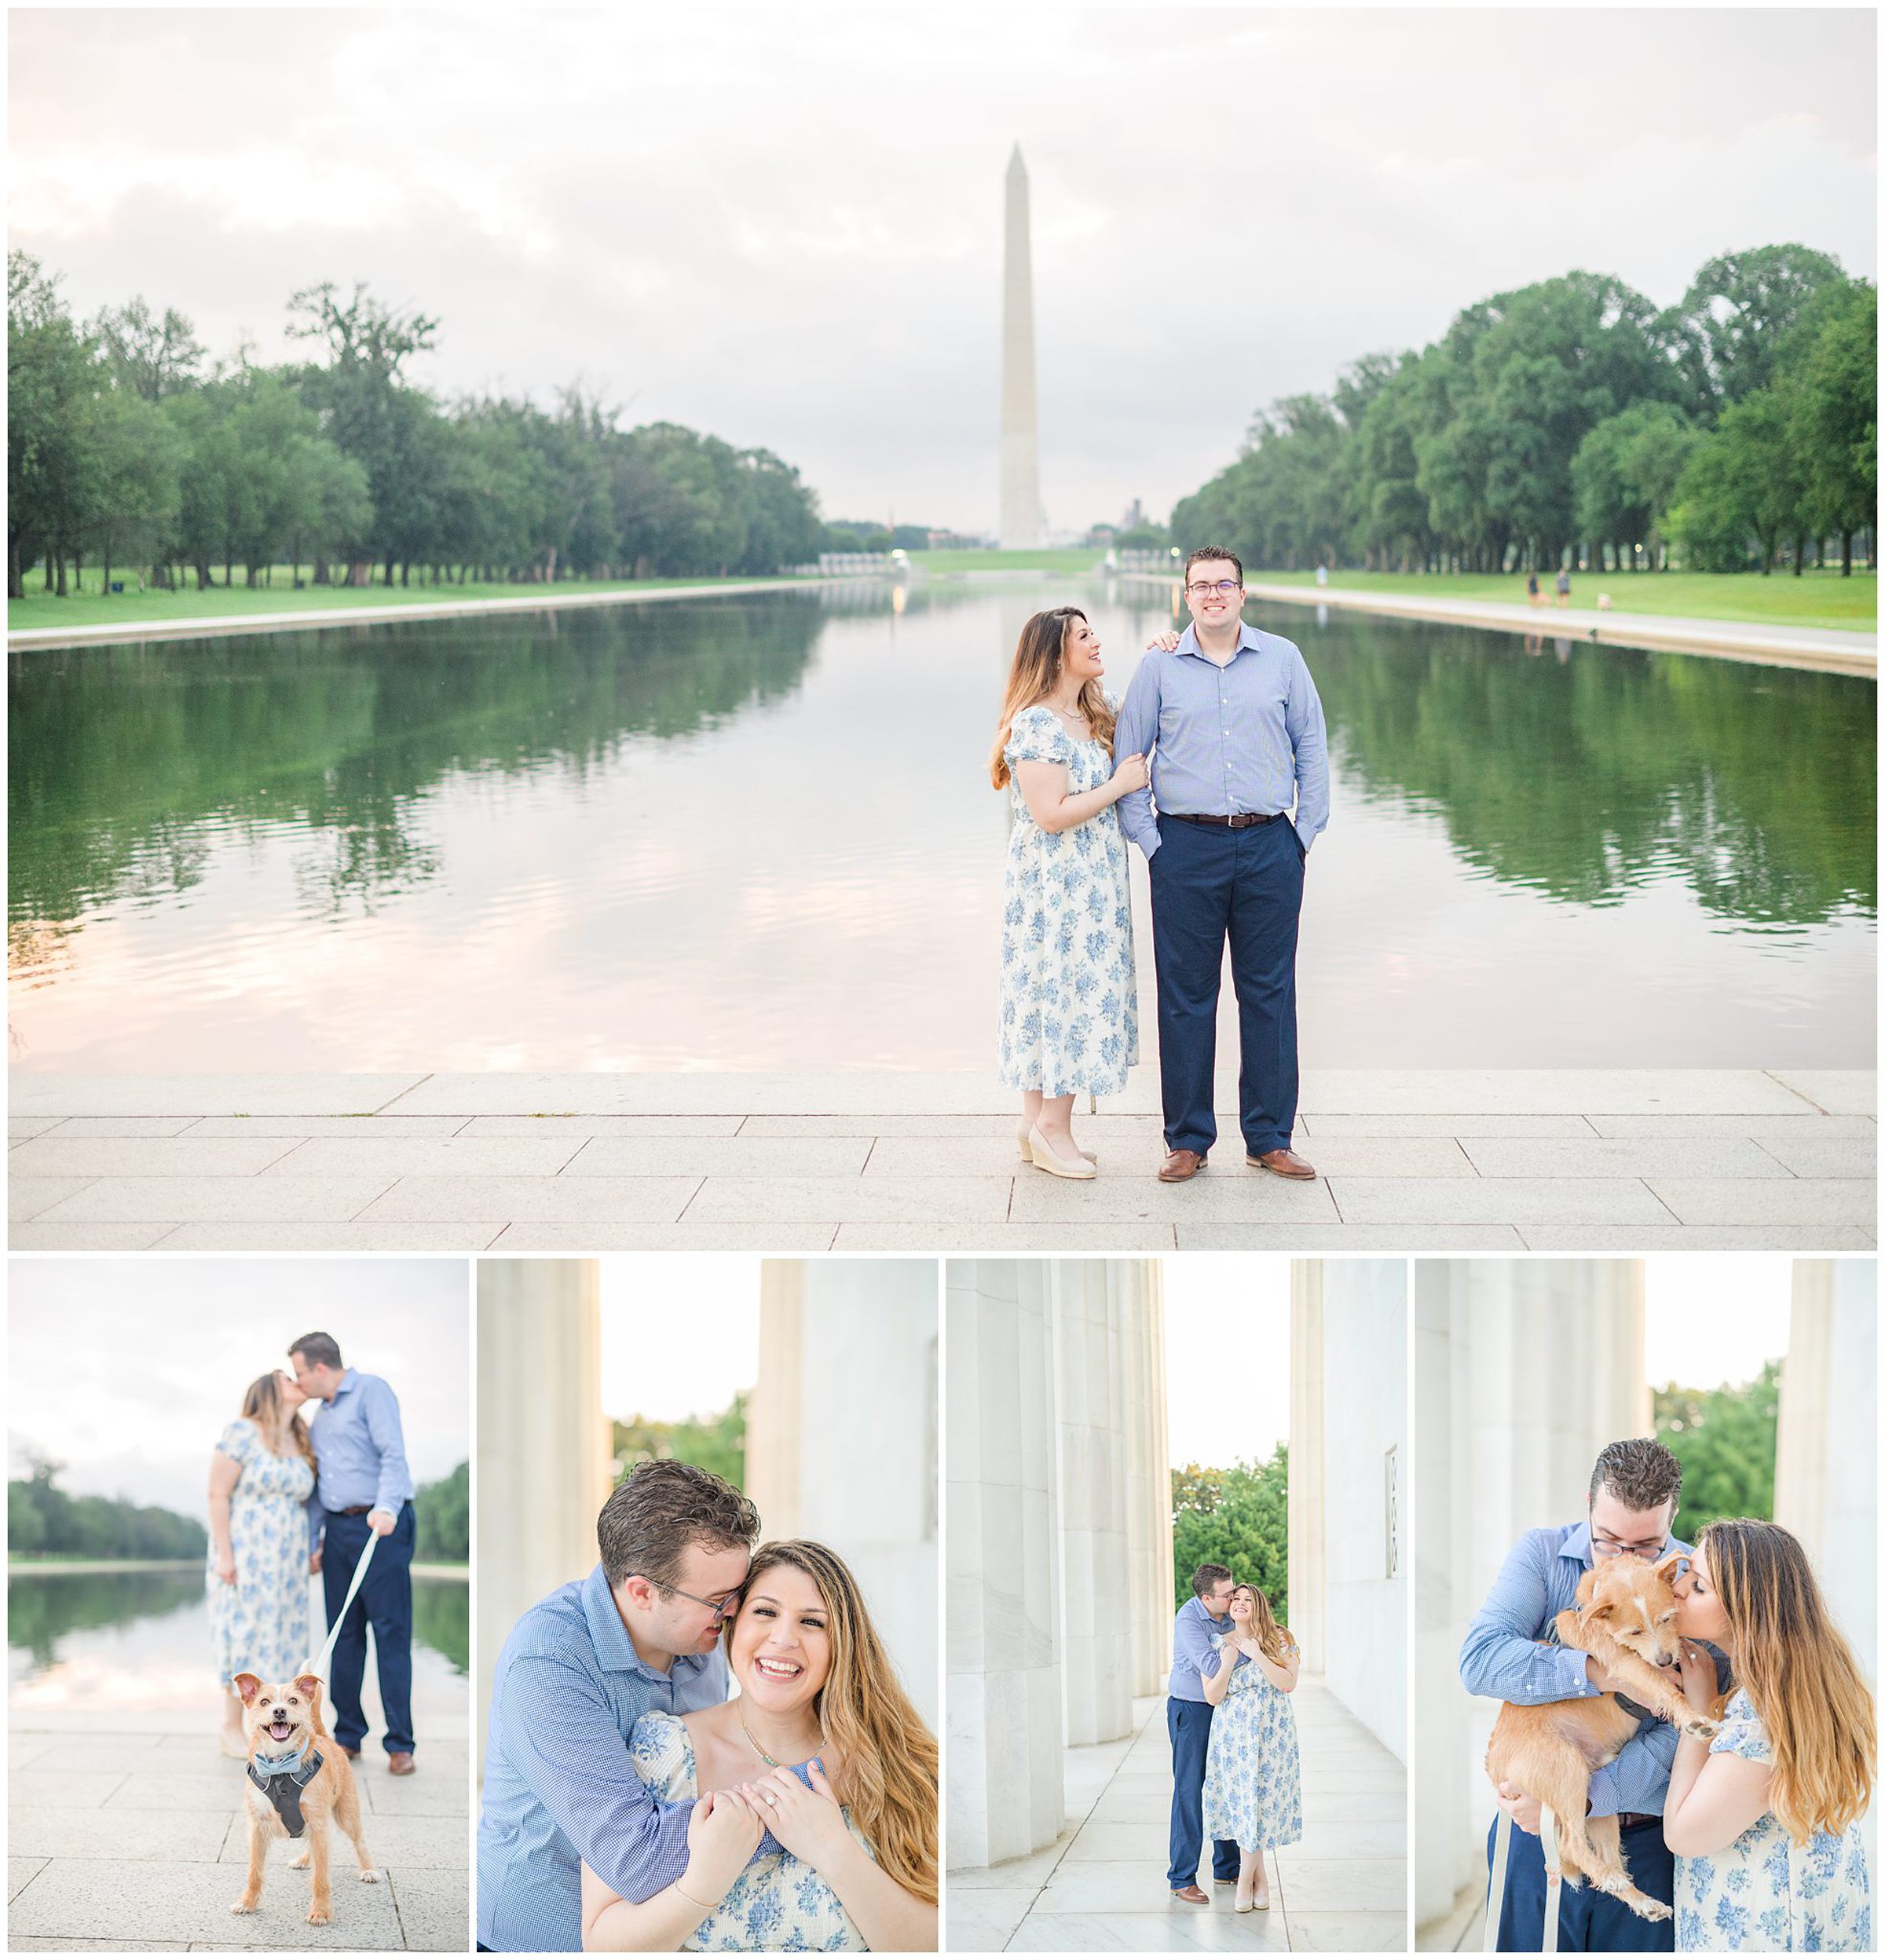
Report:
1167,1698,1239,1890
322,1499,416,1757
1484,1814,1675,1951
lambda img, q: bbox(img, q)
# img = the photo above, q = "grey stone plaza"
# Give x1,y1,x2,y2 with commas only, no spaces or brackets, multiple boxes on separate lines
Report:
9,1068,1872,1252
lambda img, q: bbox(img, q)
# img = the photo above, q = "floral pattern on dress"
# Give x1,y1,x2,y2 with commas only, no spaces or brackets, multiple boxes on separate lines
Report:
1675,1688,1872,1951
1200,1634,1303,1853
629,1710,873,1951
997,700,1139,1098
205,1417,314,1688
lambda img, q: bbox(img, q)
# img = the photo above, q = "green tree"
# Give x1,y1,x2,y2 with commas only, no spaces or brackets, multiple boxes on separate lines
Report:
1571,402,1700,572
414,1460,469,1562
1655,1358,1780,1537
613,1391,747,1491
90,295,207,404
1668,389,1803,573
1673,244,1847,419
1786,279,1878,576
7,1454,207,1559
7,251,98,598
1170,1443,1289,1619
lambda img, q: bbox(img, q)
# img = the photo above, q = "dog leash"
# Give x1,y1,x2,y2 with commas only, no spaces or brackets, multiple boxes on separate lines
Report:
1482,1802,1562,1953
1540,1807,1563,1954
305,1526,381,1680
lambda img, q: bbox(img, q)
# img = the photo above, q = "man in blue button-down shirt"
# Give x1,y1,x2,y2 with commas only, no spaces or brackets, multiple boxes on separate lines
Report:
1461,1435,1714,1952
478,1459,763,1952
291,1331,419,1773
1115,547,1329,1185
1165,1562,1241,1901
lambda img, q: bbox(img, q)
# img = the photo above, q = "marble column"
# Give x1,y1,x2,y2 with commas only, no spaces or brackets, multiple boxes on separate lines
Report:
476,1258,610,1779
1302,1259,1409,1761
1775,1259,1877,1875
1122,1261,1173,1696
1288,1260,1328,1677
745,1259,939,1731
1414,1260,1647,1930
1051,1260,1133,1746
947,1260,1065,1868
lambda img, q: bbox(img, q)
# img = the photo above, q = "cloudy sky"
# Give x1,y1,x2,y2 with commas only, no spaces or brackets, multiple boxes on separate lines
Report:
1164,1254,1292,1468
598,1253,760,1421
9,8,1874,532
7,1257,470,1521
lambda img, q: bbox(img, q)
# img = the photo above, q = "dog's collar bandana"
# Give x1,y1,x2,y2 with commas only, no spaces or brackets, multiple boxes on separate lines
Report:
247,1746,324,1838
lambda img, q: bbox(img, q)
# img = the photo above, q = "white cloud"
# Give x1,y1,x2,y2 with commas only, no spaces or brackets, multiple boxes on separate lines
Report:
9,8,1875,528
7,1256,471,1520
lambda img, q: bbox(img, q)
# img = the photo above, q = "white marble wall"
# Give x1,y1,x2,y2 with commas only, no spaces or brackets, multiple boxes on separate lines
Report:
1303,1259,1409,1762
1413,1260,1648,1929
744,1259,939,1731
1776,1257,1877,1879
476,1258,612,1779
947,1259,1169,1870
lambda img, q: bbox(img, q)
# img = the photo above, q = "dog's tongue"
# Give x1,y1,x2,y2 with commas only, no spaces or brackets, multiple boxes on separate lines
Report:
268,1721,294,1741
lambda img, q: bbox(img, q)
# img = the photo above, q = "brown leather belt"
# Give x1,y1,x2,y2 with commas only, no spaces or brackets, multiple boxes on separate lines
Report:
1616,1812,1660,1832
1166,811,1280,829
335,1505,375,1516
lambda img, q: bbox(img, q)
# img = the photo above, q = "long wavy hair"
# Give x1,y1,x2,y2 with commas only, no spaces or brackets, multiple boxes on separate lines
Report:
989,606,1116,788
240,1373,317,1472
1700,1518,1875,1841
725,1540,938,1904
1232,1583,1295,1666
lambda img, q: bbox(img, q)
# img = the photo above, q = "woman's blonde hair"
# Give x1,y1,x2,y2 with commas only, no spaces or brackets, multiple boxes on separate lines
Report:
989,606,1116,788
1700,1518,1875,1841
1232,1583,1296,1666
241,1373,316,1472
726,1540,938,1904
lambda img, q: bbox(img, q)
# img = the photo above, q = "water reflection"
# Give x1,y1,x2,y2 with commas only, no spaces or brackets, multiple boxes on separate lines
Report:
7,580,1874,1070
8,1568,470,1703
1315,617,1876,921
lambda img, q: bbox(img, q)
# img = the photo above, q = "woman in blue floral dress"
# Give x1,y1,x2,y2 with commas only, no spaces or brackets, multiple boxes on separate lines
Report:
1666,1519,1872,1951
582,1541,937,1951
1201,1583,1302,1913
208,1371,318,1756
990,606,1146,1179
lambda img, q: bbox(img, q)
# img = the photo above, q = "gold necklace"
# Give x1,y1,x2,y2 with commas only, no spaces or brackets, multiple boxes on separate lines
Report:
738,1706,822,1769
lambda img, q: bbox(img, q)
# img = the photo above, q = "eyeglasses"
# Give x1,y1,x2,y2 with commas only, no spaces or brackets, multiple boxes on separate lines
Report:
1186,580,1243,596
657,1581,744,1618
1589,1514,1677,1561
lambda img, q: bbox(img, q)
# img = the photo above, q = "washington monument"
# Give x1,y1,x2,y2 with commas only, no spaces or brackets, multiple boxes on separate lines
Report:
1000,144,1041,549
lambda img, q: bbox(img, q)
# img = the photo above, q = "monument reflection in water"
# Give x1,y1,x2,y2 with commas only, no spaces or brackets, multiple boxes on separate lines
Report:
7,1567,470,1706
6,579,1875,1072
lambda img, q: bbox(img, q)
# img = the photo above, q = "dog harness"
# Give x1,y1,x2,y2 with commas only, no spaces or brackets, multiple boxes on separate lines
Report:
247,1746,325,1838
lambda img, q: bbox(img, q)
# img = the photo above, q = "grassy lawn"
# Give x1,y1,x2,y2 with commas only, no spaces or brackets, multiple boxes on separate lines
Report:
1243,567,1876,633
7,566,811,633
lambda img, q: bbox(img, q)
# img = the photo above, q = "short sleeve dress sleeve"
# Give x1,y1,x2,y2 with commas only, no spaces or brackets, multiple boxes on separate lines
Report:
628,1710,697,1803
1709,1689,1774,1765
1005,705,1073,770
216,1419,255,1469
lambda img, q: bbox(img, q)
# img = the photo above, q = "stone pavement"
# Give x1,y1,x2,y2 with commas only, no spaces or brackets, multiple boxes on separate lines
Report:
9,1070,1872,1252
1120,571,1878,675
7,1711,469,1951
949,1683,1407,1951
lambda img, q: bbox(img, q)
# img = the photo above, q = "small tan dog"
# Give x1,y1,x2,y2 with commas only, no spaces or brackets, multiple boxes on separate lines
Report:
1484,1552,1722,1923
230,1671,379,1926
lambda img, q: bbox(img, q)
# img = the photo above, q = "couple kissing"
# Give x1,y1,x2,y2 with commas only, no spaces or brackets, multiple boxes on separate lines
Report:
478,1459,938,1952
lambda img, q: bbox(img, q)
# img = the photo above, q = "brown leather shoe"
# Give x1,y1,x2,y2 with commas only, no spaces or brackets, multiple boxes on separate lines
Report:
1248,1147,1317,1180
1171,1885,1210,1903
388,1752,416,1775
340,1745,361,1760
1158,1149,1208,1183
